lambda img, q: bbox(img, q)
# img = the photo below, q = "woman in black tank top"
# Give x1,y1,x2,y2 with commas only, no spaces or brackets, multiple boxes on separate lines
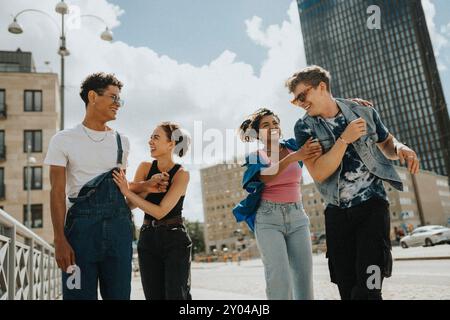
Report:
113,122,192,300
142,160,185,223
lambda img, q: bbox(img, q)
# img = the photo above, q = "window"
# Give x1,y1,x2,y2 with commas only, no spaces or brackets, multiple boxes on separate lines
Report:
24,130,42,153
24,90,42,112
23,166,43,190
0,89,5,117
0,168,4,199
0,130,4,160
400,198,412,205
400,211,415,220
0,63,21,72
439,190,450,197
23,204,43,228
437,180,448,187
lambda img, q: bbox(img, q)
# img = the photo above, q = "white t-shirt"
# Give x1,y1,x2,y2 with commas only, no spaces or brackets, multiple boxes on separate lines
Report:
44,124,130,208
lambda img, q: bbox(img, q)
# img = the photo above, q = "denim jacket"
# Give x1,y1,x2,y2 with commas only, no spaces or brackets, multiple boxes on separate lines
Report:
297,98,403,207
232,138,303,232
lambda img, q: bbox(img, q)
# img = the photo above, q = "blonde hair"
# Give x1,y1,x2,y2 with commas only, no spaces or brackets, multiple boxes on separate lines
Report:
285,65,331,93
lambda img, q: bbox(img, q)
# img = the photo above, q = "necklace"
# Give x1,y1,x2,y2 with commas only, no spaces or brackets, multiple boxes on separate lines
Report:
82,124,108,143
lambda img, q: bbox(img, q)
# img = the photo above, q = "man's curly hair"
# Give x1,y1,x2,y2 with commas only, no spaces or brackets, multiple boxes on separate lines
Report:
79,72,123,106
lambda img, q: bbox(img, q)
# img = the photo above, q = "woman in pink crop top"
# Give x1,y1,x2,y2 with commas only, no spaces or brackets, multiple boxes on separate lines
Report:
239,108,322,300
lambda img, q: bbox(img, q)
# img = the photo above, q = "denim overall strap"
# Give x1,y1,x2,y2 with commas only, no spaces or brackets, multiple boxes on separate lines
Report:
116,132,123,165
68,132,123,204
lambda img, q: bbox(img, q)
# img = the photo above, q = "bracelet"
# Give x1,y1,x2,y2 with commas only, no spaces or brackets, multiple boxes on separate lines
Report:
394,143,405,155
339,136,349,145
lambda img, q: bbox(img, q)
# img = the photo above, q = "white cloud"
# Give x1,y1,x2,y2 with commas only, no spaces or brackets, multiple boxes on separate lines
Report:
0,0,309,223
422,0,450,71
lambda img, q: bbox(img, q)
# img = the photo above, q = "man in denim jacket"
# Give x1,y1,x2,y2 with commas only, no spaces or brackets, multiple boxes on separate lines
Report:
287,65,419,300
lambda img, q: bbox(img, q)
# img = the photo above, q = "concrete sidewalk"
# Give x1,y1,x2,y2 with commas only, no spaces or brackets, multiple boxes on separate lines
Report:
130,278,259,300
129,246,450,300
392,244,450,260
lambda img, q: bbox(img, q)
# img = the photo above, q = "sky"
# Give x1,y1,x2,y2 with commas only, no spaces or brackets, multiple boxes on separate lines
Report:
1,0,449,224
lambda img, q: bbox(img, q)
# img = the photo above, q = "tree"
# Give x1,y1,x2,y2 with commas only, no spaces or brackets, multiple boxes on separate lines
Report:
184,219,205,255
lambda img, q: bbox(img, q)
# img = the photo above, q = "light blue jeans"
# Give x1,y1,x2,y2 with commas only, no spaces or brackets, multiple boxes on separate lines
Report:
255,199,314,300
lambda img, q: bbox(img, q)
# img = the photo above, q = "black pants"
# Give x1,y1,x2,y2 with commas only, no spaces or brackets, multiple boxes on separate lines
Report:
325,197,392,300
138,224,192,300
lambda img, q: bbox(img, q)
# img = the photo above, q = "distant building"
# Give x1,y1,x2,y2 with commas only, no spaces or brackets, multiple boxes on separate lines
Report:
0,49,60,243
200,163,255,254
301,183,326,235
302,166,450,239
297,0,450,178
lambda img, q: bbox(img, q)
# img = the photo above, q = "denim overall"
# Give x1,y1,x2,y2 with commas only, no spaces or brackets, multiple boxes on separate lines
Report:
62,133,133,300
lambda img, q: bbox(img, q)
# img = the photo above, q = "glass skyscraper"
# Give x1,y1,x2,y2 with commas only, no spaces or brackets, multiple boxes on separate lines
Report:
297,0,450,179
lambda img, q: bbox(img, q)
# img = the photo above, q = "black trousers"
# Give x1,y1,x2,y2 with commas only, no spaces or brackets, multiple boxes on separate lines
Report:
325,197,392,300
137,224,192,300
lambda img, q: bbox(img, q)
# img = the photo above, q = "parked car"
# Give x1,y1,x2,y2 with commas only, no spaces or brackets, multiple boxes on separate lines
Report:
400,225,450,248
311,232,326,245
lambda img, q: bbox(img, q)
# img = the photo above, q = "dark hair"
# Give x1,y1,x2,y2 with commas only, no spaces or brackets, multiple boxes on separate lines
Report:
158,122,191,157
79,72,123,106
285,65,331,93
238,108,280,142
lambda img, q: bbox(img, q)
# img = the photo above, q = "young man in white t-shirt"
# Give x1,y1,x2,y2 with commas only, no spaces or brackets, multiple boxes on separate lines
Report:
44,73,165,300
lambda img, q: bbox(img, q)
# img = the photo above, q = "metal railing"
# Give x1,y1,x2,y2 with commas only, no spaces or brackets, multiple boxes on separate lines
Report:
0,208,61,300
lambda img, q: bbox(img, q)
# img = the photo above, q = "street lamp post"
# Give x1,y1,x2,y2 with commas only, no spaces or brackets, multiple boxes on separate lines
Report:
26,143,36,228
8,0,113,130
59,3,68,132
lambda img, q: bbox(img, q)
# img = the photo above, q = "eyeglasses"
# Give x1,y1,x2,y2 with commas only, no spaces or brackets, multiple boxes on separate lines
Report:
96,91,125,107
291,87,313,105
105,94,125,107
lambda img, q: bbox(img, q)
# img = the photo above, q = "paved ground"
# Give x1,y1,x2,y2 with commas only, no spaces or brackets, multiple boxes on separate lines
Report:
131,245,450,300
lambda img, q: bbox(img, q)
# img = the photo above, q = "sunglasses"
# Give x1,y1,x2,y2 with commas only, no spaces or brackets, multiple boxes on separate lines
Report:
291,87,313,105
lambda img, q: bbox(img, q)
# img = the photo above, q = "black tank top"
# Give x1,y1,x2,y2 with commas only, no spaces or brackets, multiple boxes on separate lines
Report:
143,160,185,222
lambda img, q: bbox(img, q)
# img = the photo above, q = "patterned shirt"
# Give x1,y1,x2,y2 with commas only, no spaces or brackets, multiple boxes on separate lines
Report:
295,108,390,208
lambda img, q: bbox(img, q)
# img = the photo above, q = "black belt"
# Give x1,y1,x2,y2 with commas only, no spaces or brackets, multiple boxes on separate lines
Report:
143,216,183,227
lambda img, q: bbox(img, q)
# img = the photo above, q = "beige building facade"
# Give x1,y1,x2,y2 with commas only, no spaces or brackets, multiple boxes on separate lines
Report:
0,50,60,243
200,162,255,254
